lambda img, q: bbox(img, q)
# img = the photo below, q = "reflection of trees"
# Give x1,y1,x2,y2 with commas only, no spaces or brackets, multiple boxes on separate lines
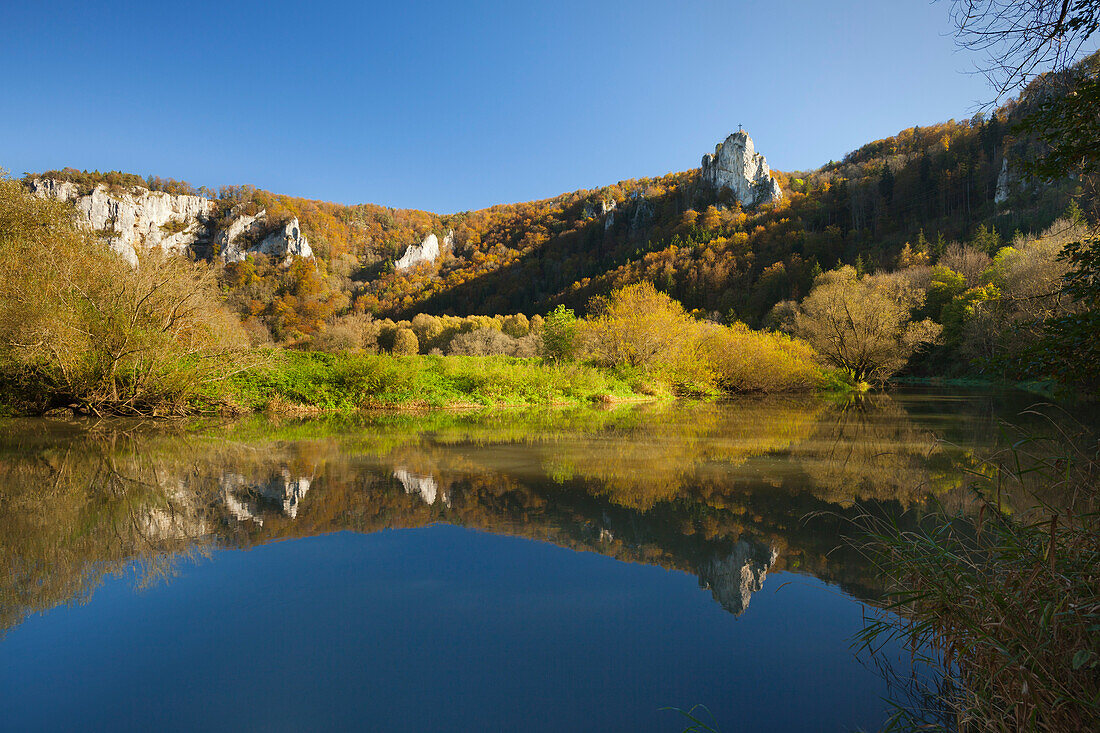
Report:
788,393,941,506
0,394,1071,635
0,426,209,633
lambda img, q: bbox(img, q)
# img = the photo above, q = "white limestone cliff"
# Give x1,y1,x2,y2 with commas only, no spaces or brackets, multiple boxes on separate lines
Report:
257,218,312,262
218,208,313,263
701,130,783,208
29,178,216,266
395,229,452,270
28,178,312,266
216,207,270,261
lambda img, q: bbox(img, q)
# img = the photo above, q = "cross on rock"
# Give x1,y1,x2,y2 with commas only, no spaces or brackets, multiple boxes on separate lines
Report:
738,123,743,132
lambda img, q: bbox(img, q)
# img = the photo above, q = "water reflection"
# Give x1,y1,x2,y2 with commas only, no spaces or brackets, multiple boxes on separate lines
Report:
0,390,1069,635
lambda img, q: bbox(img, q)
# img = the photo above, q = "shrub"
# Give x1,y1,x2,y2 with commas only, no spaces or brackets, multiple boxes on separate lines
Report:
312,313,380,353
581,281,702,374
501,313,531,337
700,322,824,392
539,304,579,361
448,327,517,356
391,327,419,355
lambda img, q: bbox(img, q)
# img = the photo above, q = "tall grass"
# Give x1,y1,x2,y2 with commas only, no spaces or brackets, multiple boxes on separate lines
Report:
855,416,1100,731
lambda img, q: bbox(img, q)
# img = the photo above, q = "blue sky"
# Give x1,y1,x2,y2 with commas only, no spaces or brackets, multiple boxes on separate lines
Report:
3,0,992,212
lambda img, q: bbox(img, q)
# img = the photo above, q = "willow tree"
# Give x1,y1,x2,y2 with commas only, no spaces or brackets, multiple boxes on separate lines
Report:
794,267,941,384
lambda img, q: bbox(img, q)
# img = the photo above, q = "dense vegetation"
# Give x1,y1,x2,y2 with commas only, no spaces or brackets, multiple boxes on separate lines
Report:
853,5,1100,730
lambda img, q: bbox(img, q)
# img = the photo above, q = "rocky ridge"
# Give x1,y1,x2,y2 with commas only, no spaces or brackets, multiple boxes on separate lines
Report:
28,178,312,265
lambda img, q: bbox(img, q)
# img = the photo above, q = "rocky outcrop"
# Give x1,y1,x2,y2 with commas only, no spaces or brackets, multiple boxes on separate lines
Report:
217,208,312,263
995,157,1012,204
629,190,653,232
696,540,779,615
28,178,312,266
395,229,452,270
215,207,270,261
29,178,216,266
257,218,312,261
604,201,617,230
583,199,618,221
701,130,783,208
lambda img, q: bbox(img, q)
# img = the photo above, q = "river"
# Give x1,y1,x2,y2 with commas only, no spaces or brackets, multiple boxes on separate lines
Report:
0,389,1080,731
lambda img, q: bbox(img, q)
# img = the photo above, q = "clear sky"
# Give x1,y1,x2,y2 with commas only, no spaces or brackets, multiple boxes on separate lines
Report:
2,0,993,213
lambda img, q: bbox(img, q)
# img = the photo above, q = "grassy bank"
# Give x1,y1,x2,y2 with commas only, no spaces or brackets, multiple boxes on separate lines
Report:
213,351,663,413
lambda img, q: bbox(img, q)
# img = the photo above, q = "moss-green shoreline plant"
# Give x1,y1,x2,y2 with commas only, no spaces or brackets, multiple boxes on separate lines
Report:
218,351,655,412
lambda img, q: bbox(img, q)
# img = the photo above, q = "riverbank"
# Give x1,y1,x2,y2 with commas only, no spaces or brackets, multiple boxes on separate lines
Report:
213,351,671,415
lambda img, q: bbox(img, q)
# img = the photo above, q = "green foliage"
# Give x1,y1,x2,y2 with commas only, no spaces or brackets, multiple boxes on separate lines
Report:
970,223,1002,255
540,305,579,362
225,351,646,410
940,283,1001,346
926,266,968,322
1059,232,1100,308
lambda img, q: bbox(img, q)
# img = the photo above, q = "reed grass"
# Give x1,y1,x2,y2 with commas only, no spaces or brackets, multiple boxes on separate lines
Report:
854,413,1100,731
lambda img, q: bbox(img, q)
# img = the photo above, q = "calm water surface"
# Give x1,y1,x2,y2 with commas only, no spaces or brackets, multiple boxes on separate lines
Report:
0,389,1073,731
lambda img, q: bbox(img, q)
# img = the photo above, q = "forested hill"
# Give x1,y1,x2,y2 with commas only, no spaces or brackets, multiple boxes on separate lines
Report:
24,59,1089,342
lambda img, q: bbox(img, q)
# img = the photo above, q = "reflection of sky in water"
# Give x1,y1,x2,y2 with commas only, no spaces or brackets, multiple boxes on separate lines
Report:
0,389,1084,731
0,528,900,732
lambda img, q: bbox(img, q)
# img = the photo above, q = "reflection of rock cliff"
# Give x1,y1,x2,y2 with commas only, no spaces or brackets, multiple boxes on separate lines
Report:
696,541,779,615
138,483,210,541
393,468,450,507
219,470,313,525
5,397,1024,635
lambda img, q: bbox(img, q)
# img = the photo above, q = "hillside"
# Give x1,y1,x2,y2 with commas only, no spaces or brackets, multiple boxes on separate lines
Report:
21,65,1089,344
